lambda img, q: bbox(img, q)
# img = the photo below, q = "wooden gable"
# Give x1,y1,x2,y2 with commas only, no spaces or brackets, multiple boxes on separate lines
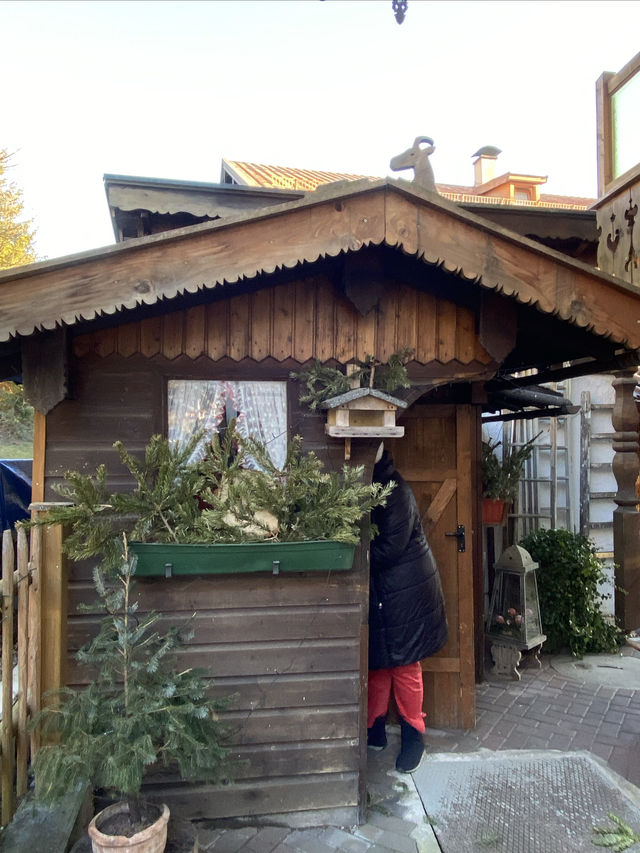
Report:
1,178,640,364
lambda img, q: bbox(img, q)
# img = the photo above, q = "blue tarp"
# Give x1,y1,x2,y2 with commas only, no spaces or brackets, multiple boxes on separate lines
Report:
0,460,32,531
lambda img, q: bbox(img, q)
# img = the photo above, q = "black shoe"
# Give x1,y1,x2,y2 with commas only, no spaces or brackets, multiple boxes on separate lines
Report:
395,719,424,772
367,715,387,750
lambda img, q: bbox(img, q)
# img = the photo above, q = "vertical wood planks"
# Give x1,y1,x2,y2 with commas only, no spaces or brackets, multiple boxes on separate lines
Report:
415,291,437,363
355,309,376,362
315,278,336,362
2,531,15,826
162,314,184,360
250,289,273,361
94,327,116,358
456,306,477,364
69,275,489,368
229,293,250,360
273,283,295,362
437,300,457,363
117,322,140,358
140,317,162,357
396,285,418,354
375,291,397,363
334,294,356,363
184,305,206,360
293,279,315,363
207,300,229,361
16,527,29,798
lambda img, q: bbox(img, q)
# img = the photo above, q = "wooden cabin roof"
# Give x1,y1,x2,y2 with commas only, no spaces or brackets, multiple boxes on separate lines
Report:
0,178,639,364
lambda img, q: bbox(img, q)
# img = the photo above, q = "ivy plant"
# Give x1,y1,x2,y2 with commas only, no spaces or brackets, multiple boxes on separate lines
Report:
520,528,624,657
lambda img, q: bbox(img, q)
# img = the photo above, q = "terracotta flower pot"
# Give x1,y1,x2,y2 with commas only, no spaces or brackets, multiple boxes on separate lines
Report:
482,498,506,525
88,802,170,853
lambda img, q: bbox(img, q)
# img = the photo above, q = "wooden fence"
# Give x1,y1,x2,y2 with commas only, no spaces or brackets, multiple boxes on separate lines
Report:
1,525,41,827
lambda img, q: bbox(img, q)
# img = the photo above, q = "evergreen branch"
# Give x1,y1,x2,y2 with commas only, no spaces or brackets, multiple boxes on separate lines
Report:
592,813,640,850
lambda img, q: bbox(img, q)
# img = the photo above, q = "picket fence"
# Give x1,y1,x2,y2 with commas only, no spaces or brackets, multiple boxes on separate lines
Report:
0,525,41,827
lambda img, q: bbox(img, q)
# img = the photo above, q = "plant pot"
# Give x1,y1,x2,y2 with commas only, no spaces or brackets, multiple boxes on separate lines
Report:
129,539,356,577
482,498,507,525
88,802,170,853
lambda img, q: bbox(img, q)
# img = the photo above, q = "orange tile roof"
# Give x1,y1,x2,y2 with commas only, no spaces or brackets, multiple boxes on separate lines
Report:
437,182,594,210
223,159,370,192
224,161,595,210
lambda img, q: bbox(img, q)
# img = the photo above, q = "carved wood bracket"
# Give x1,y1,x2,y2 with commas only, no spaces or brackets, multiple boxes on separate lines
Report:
22,328,68,414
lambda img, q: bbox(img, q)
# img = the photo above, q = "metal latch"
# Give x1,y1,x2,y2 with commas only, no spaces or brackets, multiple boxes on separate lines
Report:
445,524,466,552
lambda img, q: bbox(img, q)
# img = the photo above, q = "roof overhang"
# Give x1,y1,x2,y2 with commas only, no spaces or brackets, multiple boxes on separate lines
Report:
103,173,304,242
1,178,639,377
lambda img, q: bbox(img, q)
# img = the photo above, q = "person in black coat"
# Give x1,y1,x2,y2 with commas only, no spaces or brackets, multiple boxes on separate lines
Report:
368,446,448,772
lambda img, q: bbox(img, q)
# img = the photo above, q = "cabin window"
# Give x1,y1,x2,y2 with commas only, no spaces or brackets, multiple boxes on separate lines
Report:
167,380,287,468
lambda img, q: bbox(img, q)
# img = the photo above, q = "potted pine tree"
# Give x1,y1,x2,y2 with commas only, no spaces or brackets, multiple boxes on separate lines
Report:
32,535,230,853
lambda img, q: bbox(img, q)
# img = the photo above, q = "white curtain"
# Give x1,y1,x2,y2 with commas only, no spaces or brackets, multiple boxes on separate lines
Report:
167,380,286,467
228,382,287,469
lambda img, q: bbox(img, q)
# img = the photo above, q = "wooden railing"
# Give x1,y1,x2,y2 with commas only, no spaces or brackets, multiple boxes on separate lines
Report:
1,525,42,827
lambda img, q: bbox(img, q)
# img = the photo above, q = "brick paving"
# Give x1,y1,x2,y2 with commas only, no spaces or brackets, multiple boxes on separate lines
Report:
196,656,640,852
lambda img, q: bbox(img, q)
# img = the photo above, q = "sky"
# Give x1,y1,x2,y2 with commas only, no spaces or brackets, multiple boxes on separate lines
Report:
2,0,640,262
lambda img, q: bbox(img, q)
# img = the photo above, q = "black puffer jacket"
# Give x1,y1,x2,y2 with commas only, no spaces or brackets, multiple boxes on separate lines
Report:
369,451,448,670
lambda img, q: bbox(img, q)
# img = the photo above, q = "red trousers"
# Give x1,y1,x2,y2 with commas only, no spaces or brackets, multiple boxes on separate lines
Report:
367,661,426,733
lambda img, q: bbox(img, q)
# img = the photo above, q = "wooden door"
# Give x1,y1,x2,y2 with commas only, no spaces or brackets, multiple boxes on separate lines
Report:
387,403,476,729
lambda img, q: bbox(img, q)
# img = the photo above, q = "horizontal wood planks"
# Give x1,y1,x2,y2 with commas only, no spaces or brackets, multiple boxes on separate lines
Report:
72,276,492,367
67,568,364,820
47,353,367,821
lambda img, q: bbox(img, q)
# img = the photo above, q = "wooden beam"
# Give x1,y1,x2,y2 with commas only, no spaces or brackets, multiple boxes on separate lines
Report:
32,411,46,504
40,522,67,701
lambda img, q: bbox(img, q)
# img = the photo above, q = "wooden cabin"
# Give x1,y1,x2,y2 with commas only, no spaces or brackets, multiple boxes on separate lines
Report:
1,177,640,825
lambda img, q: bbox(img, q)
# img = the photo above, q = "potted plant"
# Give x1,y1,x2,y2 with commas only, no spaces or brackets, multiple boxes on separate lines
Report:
481,434,539,524
41,421,393,576
32,535,230,852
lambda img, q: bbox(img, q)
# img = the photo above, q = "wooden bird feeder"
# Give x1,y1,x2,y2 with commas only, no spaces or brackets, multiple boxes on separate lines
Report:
320,387,407,459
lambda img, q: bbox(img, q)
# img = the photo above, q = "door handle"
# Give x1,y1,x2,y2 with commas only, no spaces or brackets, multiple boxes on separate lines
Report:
445,524,466,552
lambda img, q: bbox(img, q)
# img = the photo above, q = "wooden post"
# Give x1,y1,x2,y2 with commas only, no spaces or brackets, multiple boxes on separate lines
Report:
2,530,15,826
31,411,46,504
28,524,42,758
16,526,30,798
40,520,67,701
579,391,591,537
612,371,640,630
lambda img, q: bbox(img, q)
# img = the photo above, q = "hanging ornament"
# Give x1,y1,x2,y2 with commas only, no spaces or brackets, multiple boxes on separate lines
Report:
392,0,408,25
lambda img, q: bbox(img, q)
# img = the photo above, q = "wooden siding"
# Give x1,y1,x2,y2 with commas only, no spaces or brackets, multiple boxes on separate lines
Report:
45,352,368,822
72,277,492,367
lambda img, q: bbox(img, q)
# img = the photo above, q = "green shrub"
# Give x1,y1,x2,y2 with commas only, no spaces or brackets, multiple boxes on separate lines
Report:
0,381,33,441
519,528,623,657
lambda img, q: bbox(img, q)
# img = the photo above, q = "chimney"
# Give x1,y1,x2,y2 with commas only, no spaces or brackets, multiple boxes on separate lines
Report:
472,146,502,186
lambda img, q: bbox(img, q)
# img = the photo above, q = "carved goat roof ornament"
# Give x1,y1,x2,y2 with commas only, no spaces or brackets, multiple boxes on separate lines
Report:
389,136,436,192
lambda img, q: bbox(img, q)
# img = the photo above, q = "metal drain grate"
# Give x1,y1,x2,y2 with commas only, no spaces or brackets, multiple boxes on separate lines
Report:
412,751,640,852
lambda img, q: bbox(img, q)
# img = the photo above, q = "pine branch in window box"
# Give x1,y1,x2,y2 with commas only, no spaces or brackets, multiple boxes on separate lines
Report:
32,421,393,576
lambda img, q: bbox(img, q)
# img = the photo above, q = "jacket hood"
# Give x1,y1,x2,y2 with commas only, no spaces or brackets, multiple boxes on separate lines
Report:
373,450,396,484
